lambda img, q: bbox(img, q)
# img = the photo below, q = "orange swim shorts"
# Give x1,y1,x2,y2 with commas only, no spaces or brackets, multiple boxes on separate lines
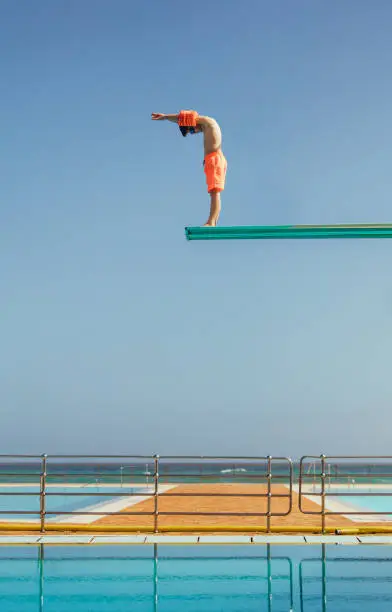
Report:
204,150,227,193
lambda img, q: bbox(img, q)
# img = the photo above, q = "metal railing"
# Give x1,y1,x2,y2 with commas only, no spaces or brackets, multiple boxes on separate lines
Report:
5,453,392,533
299,455,392,532
0,454,293,533
155,455,292,533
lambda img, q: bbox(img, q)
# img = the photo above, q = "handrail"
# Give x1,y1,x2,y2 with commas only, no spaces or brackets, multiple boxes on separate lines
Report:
0,454,292,533
3,454,392,534
299,454,392,533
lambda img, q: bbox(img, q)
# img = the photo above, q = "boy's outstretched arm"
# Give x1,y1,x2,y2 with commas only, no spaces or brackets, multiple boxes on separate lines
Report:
151,113,178,123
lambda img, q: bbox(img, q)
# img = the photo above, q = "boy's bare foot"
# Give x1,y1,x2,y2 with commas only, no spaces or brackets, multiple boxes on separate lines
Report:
202,221,217,227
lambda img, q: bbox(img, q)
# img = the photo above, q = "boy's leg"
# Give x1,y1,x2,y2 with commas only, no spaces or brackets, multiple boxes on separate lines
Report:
203,151,227,226
203,190,221,226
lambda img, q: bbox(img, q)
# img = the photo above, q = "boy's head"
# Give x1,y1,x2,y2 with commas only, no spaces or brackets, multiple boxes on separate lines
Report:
179,124,202,137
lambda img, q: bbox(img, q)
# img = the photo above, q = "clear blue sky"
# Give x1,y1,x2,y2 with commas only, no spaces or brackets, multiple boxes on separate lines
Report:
1,0,392,457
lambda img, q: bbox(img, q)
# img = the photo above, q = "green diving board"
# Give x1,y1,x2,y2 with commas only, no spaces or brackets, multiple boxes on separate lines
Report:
185,224,392,241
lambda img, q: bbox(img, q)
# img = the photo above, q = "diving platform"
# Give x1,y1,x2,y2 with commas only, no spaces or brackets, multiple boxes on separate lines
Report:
185,224,392,241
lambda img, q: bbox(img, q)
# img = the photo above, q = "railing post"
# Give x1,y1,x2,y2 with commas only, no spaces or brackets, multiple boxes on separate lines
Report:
267,455,272,533
320,454,326,534
40,454,47,534
154,454,159,533
288,458,293,516
298,457,304,514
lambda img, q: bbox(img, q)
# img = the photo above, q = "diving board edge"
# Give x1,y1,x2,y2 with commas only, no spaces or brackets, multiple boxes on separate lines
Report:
185,224,392,241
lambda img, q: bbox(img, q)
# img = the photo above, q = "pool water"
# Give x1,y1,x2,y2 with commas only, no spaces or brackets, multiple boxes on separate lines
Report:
0,486,146,519
0,544,392,611
337,494,392,514
304,486,392,516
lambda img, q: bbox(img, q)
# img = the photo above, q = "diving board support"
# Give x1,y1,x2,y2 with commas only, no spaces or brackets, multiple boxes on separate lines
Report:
185,224,392,241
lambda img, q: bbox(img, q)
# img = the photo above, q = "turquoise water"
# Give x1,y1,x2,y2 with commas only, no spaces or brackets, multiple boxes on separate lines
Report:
304,487,392,515
0,544,392,611
0,486,146,519
319,487,392,515
337,494,392,514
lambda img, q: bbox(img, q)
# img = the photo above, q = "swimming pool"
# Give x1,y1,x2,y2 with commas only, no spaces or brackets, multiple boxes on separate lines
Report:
301,485,392,518
337,493,392,515
1,543,391,611
0,485,150,520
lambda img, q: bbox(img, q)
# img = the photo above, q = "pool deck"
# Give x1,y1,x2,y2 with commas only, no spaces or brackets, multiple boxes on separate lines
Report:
93,483,373,530
0,534,391,545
